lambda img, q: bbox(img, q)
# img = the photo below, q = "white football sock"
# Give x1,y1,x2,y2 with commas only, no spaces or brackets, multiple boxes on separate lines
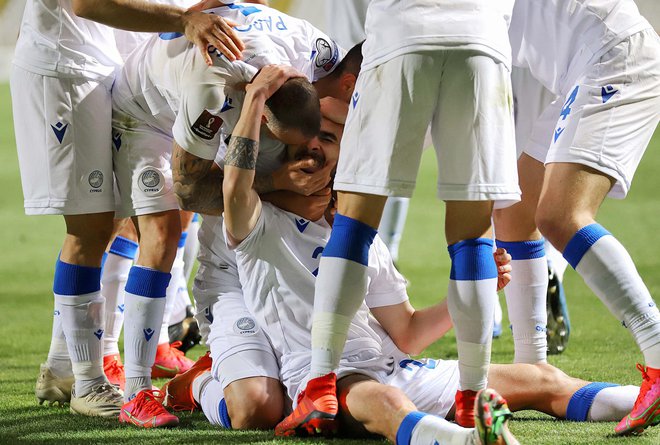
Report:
160,242,187,344
588,385,639,422
397,412,475,445
183,215,200,282
377,197,410,264
101,248,134,356
505,257,548,363
46,300,72,377
565,226,660,368
447,238,498,391
123,266,170,400
545,240,569,281
311,214,377,378
198,376,231,428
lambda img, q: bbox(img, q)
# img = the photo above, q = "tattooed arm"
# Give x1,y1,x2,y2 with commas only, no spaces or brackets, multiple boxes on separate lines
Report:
172,142,225,216
223,64,302,244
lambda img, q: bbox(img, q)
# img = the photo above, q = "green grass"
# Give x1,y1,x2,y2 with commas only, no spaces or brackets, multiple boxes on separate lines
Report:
1,82,659,444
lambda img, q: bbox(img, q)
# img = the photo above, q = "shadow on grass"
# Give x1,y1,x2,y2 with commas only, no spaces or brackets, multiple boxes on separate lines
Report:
0,406,386,445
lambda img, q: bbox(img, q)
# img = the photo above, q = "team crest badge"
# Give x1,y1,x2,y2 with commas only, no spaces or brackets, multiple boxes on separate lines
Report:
233,316,257,335
88,170,104,191
139,168,165,194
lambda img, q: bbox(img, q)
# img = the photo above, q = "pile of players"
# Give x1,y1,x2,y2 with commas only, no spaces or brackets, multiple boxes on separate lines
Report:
10,0,660,443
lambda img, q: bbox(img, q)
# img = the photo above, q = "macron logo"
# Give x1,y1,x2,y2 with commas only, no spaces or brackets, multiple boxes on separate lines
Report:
352,91,360,108
295,218,310,233
51,122,68,143
112,132,122,151
143,328,155,341
601,85,618,103
221,97,234,113
118,304,125,313
204,307,214,323
93,329,104,340
554,127,565,143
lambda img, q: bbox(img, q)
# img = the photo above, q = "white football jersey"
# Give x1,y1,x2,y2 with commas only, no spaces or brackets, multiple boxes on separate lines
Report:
113,3,343,161
228,203,409,396
361,0,514,70
13,0,123,84
509,0,651,96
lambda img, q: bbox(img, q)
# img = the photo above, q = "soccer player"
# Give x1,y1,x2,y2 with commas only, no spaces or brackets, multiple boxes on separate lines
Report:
492,0,660,435
110,3,338,426
12,0,245,416
291,0,520,432
218,68,518,444
182,82,638,442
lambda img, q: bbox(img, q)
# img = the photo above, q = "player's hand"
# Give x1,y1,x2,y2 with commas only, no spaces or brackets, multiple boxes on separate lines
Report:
246,64,306,100
272,158,334,196
320,97,349,125
182,9,244,64
494,248,512,291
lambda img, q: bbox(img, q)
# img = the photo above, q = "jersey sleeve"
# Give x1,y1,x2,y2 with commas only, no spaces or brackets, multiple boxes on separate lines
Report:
172,61,256,160
303,20,345,81
224,203,268,254
364,236,410,308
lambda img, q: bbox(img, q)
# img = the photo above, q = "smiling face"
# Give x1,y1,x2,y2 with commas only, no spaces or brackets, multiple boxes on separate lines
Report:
286,116,343,173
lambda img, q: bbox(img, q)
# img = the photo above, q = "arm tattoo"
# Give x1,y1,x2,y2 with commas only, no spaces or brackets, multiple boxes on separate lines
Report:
224,136,258,170
172,147,224,215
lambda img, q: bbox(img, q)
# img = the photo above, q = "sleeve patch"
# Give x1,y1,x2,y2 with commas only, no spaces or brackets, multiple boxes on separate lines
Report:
191,110,222,140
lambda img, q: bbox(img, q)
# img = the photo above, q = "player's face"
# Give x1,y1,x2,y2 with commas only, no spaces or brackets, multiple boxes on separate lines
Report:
287,117,342,173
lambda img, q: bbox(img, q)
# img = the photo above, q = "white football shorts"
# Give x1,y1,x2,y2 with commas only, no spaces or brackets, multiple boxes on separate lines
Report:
525,28,660,199
112,109,179,217
204,289,279,389
385,357,459,419
11,66,114,215
334,50,520,209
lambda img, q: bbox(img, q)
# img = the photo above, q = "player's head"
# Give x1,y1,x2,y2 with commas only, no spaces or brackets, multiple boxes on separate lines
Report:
313,42,363,104
286,97,347,173
263,77,321,145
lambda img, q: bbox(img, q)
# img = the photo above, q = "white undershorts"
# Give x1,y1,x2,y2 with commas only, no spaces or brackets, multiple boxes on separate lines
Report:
525,29,660,199
11,66,115,215
334,50,520,208
112,109,179,217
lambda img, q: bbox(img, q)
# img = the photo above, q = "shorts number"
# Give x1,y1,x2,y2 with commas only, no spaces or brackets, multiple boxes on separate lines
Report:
559,86,579,121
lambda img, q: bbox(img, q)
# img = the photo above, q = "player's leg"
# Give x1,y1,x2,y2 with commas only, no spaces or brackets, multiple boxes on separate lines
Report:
337,374,517,445
493,153,548,364
205,290,284,429
434,50,519,427
488,363,638,422
536,28,660,435
165,210,200,353
112,120,181,426
182,213,200,283
102,218,139,391
295,53,438,436
11,68,123,413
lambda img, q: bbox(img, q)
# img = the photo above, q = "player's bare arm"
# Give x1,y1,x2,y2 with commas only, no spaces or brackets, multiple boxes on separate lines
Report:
371,249,512,355
223,65,306,244
71,0,244,63
172,144,225,216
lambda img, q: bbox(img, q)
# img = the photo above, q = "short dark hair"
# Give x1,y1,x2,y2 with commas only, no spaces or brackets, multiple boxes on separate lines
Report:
265,77,321,138
327,41,363,78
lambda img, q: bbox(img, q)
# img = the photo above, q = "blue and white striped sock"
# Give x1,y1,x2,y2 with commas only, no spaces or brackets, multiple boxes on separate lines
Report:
564,224,660,368
447,238,498,391
311,213,377,378
496,239,548,363
123,265,171,400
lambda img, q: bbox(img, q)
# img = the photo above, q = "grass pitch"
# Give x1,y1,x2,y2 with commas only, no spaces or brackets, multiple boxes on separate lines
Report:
1,82,659,444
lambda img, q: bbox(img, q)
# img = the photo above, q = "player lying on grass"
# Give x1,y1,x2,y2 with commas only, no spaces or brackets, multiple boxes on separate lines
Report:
161,71,639,443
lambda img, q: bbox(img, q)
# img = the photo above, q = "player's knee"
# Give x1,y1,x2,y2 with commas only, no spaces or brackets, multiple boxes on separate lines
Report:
225,382,284,429
535,207,565,248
